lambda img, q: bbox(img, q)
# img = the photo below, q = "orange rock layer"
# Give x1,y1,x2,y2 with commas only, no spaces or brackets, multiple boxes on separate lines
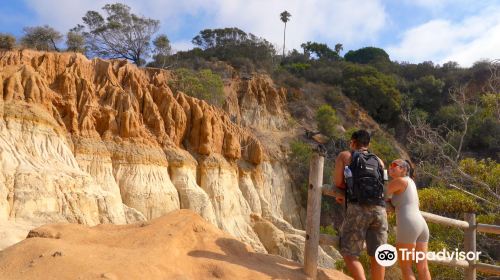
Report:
0,50,264,164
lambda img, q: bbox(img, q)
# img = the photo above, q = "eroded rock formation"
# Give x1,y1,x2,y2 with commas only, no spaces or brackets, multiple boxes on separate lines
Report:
0,50,337,266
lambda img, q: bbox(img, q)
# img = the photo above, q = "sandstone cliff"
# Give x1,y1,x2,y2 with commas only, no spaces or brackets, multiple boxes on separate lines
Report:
0,50,337,266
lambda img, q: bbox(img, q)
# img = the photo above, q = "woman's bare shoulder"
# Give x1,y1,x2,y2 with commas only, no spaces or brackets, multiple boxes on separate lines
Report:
388,176,408,194
392,177,407,184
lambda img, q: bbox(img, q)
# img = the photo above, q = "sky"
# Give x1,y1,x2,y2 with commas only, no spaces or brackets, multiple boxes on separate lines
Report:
1,0,499,67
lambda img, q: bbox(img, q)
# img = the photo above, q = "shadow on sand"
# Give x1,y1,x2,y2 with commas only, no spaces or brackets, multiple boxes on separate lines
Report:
188,237,307,280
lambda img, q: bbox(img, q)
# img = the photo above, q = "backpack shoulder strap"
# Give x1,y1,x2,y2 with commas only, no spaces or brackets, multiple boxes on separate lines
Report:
349,150,359,168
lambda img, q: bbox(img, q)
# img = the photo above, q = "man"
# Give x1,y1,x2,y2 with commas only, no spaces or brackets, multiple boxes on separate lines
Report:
333,129,388,280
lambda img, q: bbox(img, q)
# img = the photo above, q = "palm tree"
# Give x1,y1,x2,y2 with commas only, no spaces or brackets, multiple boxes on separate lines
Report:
280,10,291,57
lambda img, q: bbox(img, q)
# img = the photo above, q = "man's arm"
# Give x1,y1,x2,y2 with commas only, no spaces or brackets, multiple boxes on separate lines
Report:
332,151,350,203
334,151,350,189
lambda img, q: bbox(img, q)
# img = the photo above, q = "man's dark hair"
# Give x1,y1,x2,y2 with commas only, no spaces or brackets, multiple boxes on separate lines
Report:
351,129,370,147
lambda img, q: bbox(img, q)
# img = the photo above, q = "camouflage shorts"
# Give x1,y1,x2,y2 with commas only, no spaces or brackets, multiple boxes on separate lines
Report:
340,203,388,257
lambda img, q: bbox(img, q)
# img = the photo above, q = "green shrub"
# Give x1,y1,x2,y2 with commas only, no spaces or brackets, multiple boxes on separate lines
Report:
459,158,500,193
342,64,401,123
191,27,276,71
419,187,479,217
320,225,336,236
369,132,401,164
170,68,224,106
288,140,313,207
316,105,341,139
284,62,311,75
324,87,344,107
0,33,16,50
304,65,343,85
344,47,390,65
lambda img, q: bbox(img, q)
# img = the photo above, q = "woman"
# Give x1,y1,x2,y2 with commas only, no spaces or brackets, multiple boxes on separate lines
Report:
387,159,431,280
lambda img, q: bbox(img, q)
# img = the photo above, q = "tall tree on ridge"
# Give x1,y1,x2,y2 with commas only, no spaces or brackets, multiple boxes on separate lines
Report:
335,43,343,55
280,10,291,57
79,3,160,65
21,25,62,51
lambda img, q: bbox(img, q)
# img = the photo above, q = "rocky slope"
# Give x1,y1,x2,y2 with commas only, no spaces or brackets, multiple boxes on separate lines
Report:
0,50,336,266
0,210,351,280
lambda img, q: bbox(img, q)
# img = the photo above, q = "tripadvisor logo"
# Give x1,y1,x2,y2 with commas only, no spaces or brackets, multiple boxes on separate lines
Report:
375,244,481,267
375,244,397,267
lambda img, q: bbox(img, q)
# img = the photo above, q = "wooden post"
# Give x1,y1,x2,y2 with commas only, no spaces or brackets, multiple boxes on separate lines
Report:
303,153,324,279
464,213,476,280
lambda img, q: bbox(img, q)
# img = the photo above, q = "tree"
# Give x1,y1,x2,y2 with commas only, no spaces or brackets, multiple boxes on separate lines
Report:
20,25,62,51
404,84,499,201
334,43,343,55
300,41,339,61
151,34,171,68
344,47,390,65
0,33,16,50
280,10,291,57
191,28,275,70
342,64,401,123
79,3,160,65
192,27,250,50
66,25,86,53
407,75,446,113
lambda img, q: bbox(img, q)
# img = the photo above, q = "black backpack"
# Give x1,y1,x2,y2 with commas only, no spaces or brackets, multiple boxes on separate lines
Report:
346,151,385,206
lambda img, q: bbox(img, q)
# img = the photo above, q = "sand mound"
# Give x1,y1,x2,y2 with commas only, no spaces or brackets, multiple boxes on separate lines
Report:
0,210,350,280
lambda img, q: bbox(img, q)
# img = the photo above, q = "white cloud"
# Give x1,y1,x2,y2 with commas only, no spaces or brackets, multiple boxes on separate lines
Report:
21,0,212,33
23,0,109,31
387,5,500,66
18,0,500,65
21,0,387,52
209,0,387,51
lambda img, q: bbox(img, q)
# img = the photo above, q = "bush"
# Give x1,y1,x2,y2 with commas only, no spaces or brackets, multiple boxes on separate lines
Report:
368,132,401,164
417,186,475,279
304,65,343,85
283,63,311,75
324,86,344,107
170,68,224,106
316,105,341,139
407,75,446,113
272,67,305,91
342,63,401,123
0,33,16,50
459,158,500,195
344,47,390,65
192,27,276,71
228,56,255,73
419,187,479,217
288,140,313,207
320,225,336,236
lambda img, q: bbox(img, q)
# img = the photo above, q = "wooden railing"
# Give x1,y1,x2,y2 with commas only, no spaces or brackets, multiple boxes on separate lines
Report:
302,152,500,280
